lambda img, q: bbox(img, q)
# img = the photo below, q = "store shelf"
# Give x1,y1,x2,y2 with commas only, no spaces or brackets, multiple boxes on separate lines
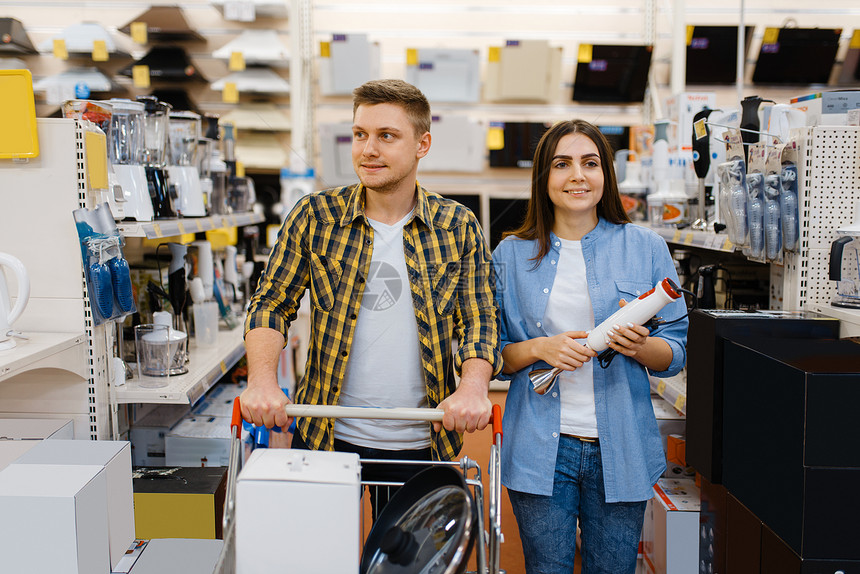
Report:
117,212,265,239
806,303,860,338
0,332,87,384
646,224,737,253
650,371,687,415
115,323,246,405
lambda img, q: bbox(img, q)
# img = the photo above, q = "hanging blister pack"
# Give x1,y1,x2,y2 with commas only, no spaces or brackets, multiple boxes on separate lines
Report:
763,144,784,263
718,128,749,247
745,142,768,262
74,203,137,326
779,139,800,252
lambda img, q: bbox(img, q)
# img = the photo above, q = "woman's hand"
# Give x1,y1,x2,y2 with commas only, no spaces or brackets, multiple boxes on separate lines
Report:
538,331,597,371
604,299,651,358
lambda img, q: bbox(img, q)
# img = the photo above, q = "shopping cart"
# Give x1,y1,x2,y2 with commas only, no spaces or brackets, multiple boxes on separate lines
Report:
214,398,504,574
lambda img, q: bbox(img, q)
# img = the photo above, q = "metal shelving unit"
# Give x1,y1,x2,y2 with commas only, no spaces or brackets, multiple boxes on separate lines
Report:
117,213,264,239
115,323,246,405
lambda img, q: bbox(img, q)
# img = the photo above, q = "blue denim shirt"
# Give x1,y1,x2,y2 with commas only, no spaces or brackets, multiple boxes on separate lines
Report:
492,219,688,502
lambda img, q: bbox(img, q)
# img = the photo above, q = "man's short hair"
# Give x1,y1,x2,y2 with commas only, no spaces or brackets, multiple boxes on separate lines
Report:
353,79,431,138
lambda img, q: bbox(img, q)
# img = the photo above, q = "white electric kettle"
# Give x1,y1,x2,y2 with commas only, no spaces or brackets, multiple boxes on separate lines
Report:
0,253,30,350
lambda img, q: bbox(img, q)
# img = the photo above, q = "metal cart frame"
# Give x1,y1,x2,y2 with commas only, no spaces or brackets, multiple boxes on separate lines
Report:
214,400,503,574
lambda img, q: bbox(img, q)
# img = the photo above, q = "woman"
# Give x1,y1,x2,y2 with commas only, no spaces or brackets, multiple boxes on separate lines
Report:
492,119,688,573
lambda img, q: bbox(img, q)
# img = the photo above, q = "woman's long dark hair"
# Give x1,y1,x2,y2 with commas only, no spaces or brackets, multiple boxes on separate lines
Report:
504,119,631,263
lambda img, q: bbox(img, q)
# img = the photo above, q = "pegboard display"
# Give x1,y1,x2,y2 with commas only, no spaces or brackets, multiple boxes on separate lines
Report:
782,126,860,311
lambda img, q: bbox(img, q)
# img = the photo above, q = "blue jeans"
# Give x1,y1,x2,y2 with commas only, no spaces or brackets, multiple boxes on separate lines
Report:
508,435,646,574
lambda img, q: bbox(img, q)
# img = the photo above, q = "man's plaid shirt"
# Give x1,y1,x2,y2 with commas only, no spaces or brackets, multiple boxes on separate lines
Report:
245,182,502,460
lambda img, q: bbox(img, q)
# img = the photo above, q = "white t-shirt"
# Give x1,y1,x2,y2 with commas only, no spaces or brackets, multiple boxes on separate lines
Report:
542,237,598,437
333,211,430,450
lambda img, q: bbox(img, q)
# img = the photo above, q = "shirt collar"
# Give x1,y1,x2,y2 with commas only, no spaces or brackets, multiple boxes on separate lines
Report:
548,217,606,251
339,181,434,230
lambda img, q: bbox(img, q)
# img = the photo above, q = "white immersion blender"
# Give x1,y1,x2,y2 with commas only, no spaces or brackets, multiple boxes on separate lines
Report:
529,278,683,395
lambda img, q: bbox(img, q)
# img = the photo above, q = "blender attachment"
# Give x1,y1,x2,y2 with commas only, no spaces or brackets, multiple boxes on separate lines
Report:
137,95,176,219
108,98,154,222
167,110,206,216
62,99,126,220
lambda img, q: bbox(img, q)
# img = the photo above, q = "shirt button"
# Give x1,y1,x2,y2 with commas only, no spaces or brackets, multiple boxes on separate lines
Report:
536,321,542,328
552,432,558,438
552,392,558,398
359,277,365,283
350,314,357,320
543,288,549,294
554,241,560,247
551,260,556,265
365,239,372,245
635,290,641,295
341,351,348,357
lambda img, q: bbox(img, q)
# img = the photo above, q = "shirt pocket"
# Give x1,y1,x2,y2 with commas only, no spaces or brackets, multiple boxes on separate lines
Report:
430,261,461,316
309,253,343,311
614,279,653,304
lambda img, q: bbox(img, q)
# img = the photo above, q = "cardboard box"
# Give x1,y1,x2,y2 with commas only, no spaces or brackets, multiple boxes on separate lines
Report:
190,382,246,419
14,440,134,570
126,538,223,574
667,434,686,467
133,466,227,540
651,395,687,478
236,449,361,574
0,440,40,471
663,92,716,151
130,404,190,467
0,463,110,574
0,417,74,440
642,478,700,574
165,416,232,467
789,91,860,126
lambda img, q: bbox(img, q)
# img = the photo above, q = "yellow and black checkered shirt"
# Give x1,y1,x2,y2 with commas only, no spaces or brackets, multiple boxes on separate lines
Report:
245,182,502,461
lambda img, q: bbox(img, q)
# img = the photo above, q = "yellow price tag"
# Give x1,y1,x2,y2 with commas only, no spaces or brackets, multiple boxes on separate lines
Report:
672,229,681,243
488,46,500,63
684,233,694,245
220,361,227,374
763,27,779,45
131,22,148,45
229,51,246,71
686,25,695,46
657,380,667,395
236,161,245,178
153,223,163,238
693,118,708,140
578,44,593,64
53,39,68,60
223,82,239,104
320,41,331,58
177,221,186,234
852,30,860,49
406,48,418,66
132,65,150,88
486,126,504,151
724,238,734,251
92,40,109,62
84,132,109,190
674,395,686,411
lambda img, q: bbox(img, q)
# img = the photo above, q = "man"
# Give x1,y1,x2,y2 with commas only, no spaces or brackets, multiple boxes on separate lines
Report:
240,79,502,498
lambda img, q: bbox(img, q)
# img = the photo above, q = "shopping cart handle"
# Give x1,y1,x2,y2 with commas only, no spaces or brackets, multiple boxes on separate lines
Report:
234,398,501,429
231,397,243,439
492,403,503,444
284,404,445,421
